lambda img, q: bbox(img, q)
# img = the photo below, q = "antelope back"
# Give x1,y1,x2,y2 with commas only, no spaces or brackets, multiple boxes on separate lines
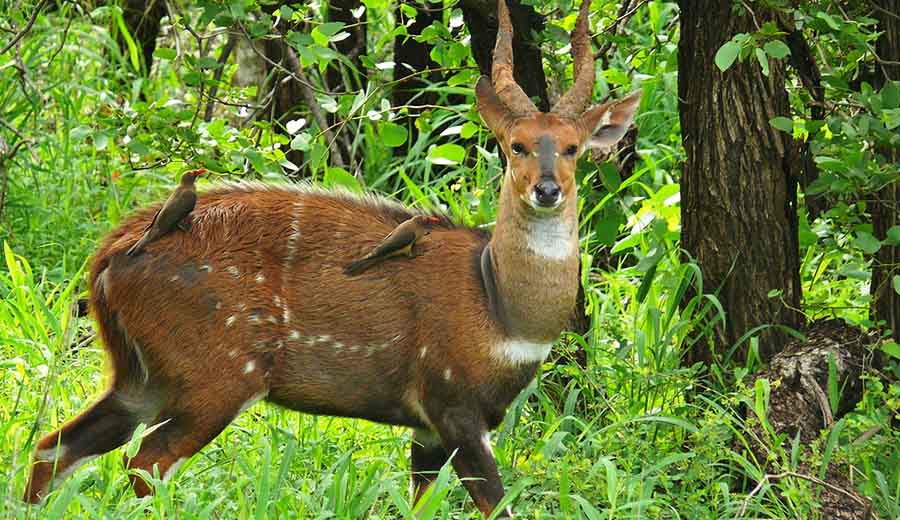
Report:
90,185,497,424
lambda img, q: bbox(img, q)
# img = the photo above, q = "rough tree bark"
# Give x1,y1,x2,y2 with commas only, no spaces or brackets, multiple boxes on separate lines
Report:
870,0,900,341
460,0,549,111
677,1,803,365
744,320,877,519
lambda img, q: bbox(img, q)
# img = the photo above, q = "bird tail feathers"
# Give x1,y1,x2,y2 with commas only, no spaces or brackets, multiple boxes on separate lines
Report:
344,257,379,276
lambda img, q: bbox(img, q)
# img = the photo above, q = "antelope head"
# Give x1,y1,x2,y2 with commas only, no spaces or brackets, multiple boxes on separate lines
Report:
476,0,642,215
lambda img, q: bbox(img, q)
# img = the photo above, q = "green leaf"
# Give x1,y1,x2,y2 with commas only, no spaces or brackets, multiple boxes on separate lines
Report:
816,12,841,30
460,121,478,139
598,162,622,192
290,132,312,151
853,231,881,255
894,275,900,296
755,47,769,76
112,7,141,72
770,117,793,132
379,122,407,148
882,82,900,109
763,40,790,59
324,167,362,193
714,41,741,72
881,340,900,359
885,225,900,245
636,262,658,304
317,22,346,37
426,143,465,165
197,56,222,70
153,47,177,60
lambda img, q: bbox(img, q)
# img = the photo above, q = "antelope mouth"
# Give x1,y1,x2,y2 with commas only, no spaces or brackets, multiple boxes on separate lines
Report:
523,192,565,214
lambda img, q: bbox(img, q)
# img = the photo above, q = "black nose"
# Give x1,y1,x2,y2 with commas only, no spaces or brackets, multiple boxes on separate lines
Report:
533,180,562,207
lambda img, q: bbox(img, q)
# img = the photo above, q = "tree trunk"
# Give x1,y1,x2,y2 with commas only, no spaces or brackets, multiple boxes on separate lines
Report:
677,1,802,365
325,0,366,93
744,320,877,519
120,0,166,76
870,0,900,341
460,0,548,111
391,0,443,145
320,0,366,169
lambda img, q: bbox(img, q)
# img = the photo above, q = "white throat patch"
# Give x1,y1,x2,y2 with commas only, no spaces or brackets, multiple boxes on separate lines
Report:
526,217,576,260
493,338,553,365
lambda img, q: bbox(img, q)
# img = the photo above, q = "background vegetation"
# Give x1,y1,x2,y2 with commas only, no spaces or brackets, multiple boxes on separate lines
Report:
0,0,897,518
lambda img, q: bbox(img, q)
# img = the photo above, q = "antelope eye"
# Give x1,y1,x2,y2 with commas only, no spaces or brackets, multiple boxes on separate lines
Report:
564,145,579,157
510,142,525,156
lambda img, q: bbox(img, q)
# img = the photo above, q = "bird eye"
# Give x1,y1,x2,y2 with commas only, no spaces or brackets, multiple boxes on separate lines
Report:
565,145,579,157
510,143,525,156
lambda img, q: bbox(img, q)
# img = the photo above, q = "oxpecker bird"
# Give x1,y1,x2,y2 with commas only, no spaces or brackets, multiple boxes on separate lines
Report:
126,168,204,256
345,215,440,275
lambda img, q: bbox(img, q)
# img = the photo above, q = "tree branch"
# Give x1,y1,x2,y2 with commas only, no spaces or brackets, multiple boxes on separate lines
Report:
204,31,238,122
0,0,49,55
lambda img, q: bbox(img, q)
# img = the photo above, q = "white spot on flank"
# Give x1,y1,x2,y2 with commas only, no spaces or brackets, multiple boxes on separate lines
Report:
282,307,291,324
228,349,238,358
317,335,332,343
225,315,236,327
273,295,282,307
215,301,222,310
289,330,301,340
443,368,452,381
162,457,187,481
169,275,179,282
526,217,576,260
419,346,427,359
284,202,303,269
255,273,266,283
199,264,213,272
493,338,553,365
248,314,261,324
244,361,255,374
226,266,240,278
267,315,279,324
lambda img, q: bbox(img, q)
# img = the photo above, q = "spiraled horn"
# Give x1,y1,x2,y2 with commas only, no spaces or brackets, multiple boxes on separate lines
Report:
491,0,538,115
552,0,594,116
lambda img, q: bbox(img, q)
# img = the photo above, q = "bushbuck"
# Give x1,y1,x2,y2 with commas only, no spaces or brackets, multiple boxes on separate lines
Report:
23,0,640,516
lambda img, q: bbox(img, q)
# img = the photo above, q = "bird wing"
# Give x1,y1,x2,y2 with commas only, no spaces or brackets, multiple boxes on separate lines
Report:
156,190,197,231
365,226,417,259
141,207,162,233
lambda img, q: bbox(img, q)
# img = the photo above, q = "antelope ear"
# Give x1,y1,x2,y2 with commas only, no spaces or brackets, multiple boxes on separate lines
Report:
475,76,513,138
580,90,642,150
